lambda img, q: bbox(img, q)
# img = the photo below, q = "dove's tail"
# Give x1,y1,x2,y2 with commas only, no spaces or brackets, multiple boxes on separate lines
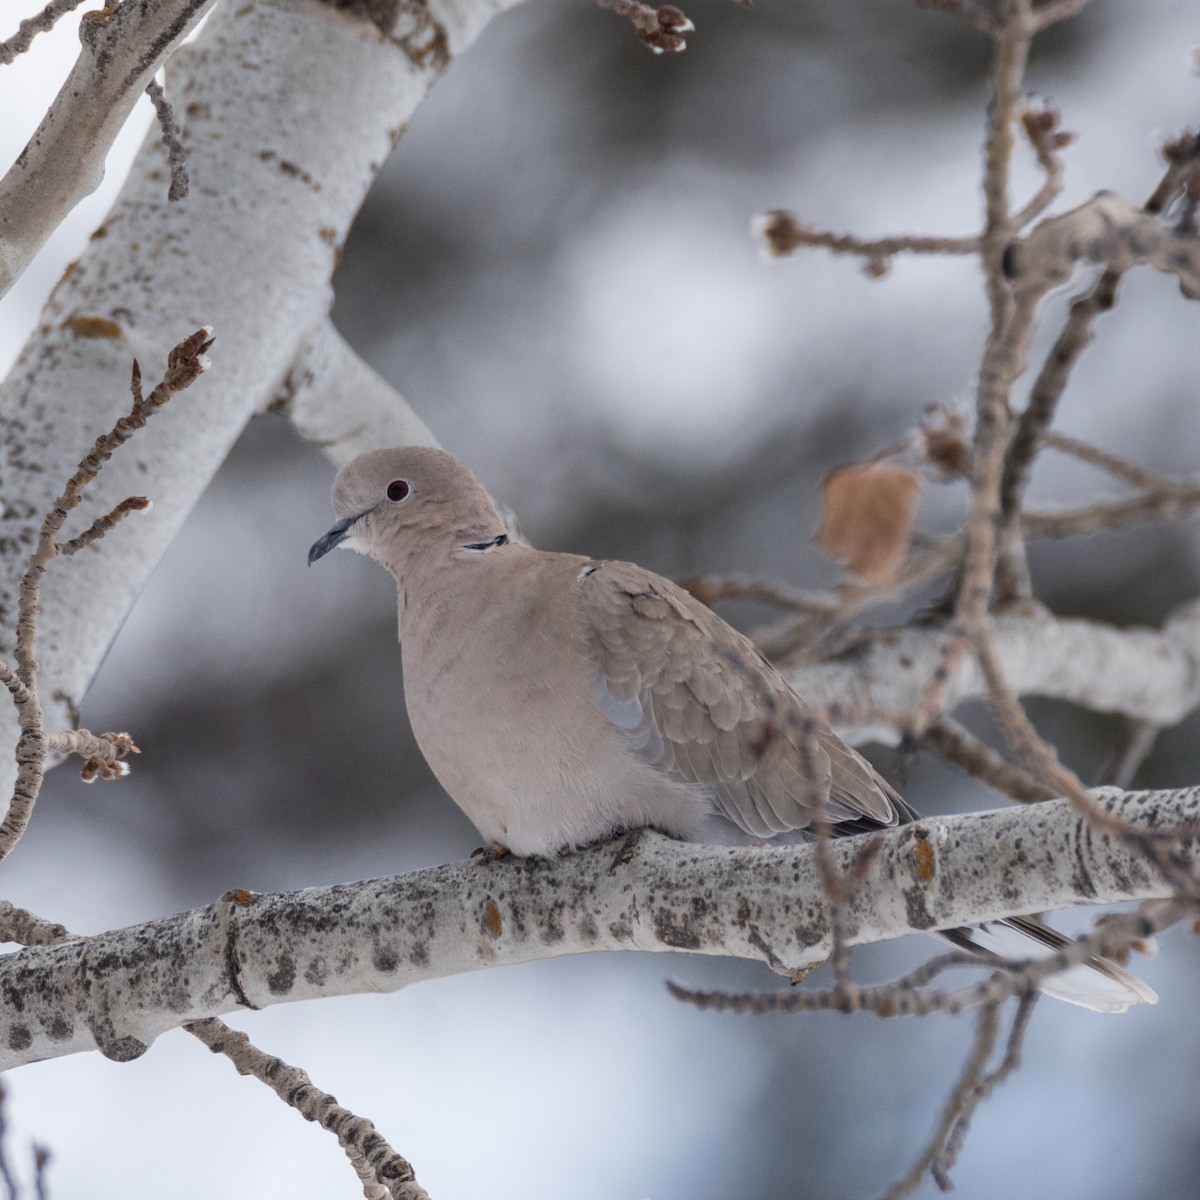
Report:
937,916,1157,1013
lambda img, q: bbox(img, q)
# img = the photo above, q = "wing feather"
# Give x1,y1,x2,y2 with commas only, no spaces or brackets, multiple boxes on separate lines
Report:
580,560,902,837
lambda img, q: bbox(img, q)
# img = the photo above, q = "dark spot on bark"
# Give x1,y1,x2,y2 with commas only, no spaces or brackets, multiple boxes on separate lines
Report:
654,908,702,950
373,945,399,973
304,958,328,986
47,1015,71,1040
267,954,296,994
8,1025,31,1051
904,885,935,931
409,941,429,967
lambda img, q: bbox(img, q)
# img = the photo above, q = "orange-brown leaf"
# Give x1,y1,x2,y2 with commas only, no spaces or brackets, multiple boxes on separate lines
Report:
815,462,921,586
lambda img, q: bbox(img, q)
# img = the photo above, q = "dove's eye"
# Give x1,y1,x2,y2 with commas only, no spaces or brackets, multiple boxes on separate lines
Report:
387,480,411,502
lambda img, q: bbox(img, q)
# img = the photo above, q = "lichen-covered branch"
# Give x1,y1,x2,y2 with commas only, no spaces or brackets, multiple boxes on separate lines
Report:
0,788,1192,1071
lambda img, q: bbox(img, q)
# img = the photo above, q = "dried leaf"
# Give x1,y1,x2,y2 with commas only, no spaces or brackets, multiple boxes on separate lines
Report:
815,462,921,586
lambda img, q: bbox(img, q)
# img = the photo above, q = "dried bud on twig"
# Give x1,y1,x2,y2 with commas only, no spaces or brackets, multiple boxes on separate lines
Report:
597,0,694,53
919,405,972,481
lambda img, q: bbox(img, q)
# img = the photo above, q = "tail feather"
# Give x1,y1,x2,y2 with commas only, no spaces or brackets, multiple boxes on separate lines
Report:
938,916,1157,1014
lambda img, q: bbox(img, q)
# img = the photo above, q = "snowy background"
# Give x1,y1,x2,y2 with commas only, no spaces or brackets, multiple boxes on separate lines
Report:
2,0,1199,1196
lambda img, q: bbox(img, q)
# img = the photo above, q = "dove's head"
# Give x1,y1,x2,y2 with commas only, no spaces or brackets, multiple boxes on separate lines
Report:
308,446,508,571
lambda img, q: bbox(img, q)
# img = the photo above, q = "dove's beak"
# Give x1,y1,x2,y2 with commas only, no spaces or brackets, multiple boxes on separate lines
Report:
307,513,364,565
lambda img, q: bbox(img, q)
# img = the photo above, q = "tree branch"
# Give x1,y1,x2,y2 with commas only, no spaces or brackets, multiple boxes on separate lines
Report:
1,788,1191,1071
277,320,440,466
788,599,1200,745
0,0,218,297
0,0,525,801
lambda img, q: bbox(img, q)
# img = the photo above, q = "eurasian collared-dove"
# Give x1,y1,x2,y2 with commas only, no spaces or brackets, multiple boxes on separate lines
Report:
309,446,1155,1012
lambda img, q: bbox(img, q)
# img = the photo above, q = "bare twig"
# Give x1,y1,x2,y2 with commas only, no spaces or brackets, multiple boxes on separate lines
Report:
187,1020,430,1200
32,1145,50,1200
915,0,995,34
972,633,1200,900
1023,488,1200,538
1030,0,1094,32
0,1080,17,1200
678,573,839,617
932,993,1038,1187
882,1000,1002,1200
923,717,1056,802
44,729,139,782
755,211,976,277
1100,719,1161,789
0,329,212,862
0,0,90,65
913,0,1041,729
666,897,1186,1018
1041,431,1187,495
144,77,189,202
57,497,152,557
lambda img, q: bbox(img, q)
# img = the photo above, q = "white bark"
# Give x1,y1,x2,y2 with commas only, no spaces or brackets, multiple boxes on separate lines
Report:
0,0,521,798
2,787,1191,1071
791,599,1200,745
0,0,217,297
281,319,439,464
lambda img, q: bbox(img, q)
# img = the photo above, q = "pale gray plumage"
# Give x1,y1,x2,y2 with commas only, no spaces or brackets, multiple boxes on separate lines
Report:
309,445,1157,1012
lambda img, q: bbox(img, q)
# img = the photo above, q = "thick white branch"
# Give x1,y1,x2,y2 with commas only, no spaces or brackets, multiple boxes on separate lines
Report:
0,0,522,798
281,319,440,465
0,0,217,298
791,600,1200,744
2,787,1192,1071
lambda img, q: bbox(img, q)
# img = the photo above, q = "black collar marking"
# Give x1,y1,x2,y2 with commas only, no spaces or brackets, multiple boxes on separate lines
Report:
462,534,510,552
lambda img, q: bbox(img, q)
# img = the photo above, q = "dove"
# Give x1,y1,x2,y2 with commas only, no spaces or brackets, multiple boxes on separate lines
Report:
309,446,1156,1011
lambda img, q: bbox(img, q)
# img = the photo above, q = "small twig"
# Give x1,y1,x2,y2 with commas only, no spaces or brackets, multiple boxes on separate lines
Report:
144,77,189,202
758,539,961,663
58,496,152,556
923,717,1056,802
1010,102,1073,231
32,1144,50,1200
972,633,1200,899
932,993,1039,1189
0,329,213,863
187,1020,430,1200
666,897,1186,1018
1099,719,1161,789
595,0,693,53
882,1000,1002,1200
0,1080,17,1200
43,729,139,782
915,0,996,33
1023,487,1200,539
677,573,838,617
1042,432,1187,495
0,0,90,65
1030,0,1094,32
755,211,976,278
